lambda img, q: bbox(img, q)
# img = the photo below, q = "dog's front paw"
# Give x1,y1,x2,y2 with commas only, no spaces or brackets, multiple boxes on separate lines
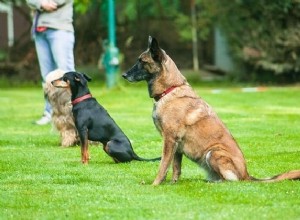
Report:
152,179,163,186
171,179,178,184
61,140,76,147
81,160,89,164
152,181,160,186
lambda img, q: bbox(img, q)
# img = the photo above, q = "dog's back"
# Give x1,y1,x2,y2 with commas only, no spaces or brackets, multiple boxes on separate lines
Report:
73,98,126,143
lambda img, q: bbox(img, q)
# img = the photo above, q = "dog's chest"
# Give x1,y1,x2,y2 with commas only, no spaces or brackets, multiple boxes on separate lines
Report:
152,103,163,133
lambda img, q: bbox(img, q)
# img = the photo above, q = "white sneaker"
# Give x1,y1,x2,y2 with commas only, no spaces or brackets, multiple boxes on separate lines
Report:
35,112,51,125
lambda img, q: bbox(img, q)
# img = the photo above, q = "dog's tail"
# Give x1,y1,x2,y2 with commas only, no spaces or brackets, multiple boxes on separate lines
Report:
133,154,161,162
250,170,300,182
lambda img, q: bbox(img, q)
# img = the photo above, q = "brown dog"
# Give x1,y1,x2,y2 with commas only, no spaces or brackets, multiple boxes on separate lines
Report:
44,69,79,147
123,36,300,185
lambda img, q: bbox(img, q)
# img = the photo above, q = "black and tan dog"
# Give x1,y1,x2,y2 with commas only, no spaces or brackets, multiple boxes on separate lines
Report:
52,71,160,164
123,36,300,185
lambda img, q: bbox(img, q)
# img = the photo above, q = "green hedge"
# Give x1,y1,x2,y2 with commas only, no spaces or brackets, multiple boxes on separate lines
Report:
200,0,300,81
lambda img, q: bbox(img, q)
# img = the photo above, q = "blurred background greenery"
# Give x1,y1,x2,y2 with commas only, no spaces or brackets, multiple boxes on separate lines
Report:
1,0,300,85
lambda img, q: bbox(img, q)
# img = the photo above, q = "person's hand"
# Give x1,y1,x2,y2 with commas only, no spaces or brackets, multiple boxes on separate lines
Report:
41,0,57,11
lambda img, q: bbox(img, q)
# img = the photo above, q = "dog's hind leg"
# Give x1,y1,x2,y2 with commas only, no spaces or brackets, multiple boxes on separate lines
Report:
103,141,122,163
205,149,245,181
153,138,177,186
171,151,183,183
104,140,135,163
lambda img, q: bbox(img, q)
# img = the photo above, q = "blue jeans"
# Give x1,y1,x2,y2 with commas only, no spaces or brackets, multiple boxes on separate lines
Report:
34,29,75,114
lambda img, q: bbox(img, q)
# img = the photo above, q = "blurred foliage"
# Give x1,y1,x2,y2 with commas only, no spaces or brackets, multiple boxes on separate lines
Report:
199,0,300,79
71,0,300,81
3,0,300,82
0,0,22,4
0,49,7,61
73,0,92,14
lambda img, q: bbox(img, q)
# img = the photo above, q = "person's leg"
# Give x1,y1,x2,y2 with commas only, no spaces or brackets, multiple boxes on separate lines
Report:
48,29,75,71
34,29,75,125
34,31,56,124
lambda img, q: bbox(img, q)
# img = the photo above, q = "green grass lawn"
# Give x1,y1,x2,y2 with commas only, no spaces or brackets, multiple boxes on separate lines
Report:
0,80,300,220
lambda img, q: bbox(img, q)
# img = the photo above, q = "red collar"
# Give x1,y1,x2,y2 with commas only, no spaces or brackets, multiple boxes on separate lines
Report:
154,86,178,101
72,94,92,105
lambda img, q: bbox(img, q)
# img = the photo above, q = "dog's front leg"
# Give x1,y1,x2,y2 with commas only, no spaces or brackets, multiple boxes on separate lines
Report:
81,138,89,164
172,151,183,183
152,137,177,186
79,129,89,164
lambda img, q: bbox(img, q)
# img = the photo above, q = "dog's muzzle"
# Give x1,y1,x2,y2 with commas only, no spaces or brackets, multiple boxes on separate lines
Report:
121,73,127,79
122,72,132,82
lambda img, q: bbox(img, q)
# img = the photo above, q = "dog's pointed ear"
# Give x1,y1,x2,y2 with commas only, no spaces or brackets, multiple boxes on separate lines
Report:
74,72,92,82
148,36,164,63
148,36,154,48
74,72,91,85
82,73,92,82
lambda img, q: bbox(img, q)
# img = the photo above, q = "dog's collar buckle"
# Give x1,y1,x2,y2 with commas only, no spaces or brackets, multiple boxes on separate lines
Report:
154,86,178,101
72,94,92,105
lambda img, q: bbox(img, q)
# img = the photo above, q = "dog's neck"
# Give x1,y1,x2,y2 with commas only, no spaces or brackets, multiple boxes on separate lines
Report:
153,86,178,101
70,84,92,103
148,55,187,101
71,93,92,105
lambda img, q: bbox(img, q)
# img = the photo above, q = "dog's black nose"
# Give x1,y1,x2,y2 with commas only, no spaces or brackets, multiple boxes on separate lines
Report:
121,73,127,78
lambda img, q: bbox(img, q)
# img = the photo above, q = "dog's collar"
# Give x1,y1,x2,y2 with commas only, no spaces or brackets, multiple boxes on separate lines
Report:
72,94,92,105
154,86,178,101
